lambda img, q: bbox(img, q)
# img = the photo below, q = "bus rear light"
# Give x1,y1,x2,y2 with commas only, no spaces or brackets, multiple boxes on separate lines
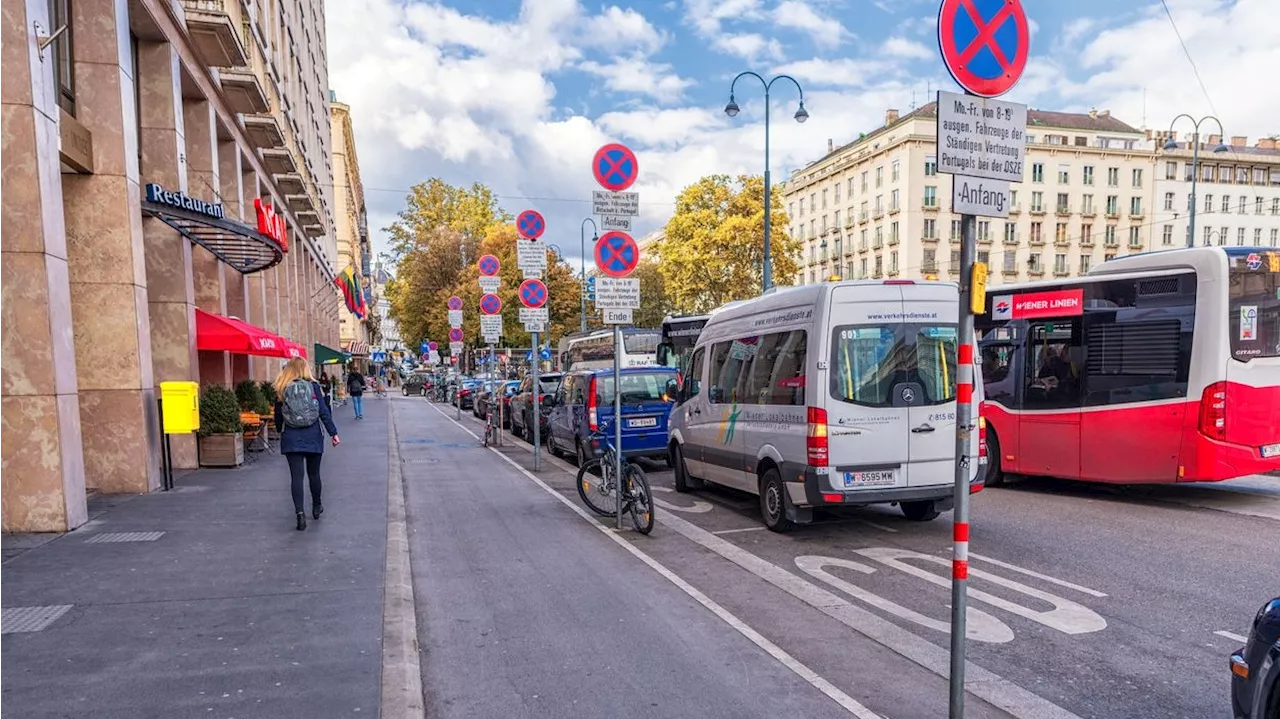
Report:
1198,381,1228,441
587,376,599,431
978,413,988,459
807,406,829,466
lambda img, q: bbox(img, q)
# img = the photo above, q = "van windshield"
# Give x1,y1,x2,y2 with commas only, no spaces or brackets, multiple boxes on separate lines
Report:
830,324,958,407
594,371,676,404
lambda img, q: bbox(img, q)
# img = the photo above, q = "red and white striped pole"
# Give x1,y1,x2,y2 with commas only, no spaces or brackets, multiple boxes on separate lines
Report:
949,213,978,718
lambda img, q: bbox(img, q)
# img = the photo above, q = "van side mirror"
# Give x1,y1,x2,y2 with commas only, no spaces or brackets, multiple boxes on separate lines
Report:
664,378,680,403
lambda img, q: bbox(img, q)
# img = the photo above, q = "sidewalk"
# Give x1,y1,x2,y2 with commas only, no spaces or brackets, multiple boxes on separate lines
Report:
1,395,393,719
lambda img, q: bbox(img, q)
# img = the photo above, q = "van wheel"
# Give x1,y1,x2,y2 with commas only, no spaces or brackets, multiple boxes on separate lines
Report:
985,432,1005,486
759,467,795,533
901,500,941,521
672,443,702,492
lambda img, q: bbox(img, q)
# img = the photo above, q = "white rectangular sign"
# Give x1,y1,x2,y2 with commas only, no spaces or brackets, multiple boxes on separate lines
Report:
592,191,639,217
600,215,632,232
516,240,547,273
483,334,500,345
478,276,501,293
479,315,502,337
595,277,641,310
952,175,1012,218
603,308,633,325
518,307,549,322
936,90,1027,183
449,341,463,354
447,310,463,327
524,321,545,333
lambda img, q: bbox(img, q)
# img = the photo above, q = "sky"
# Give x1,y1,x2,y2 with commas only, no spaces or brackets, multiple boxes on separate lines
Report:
324,0,1280,268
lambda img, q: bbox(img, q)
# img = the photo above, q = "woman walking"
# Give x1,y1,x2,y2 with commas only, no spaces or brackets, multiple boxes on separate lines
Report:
273,358,340,530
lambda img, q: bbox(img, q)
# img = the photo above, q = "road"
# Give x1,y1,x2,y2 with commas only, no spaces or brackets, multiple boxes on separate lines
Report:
398,396,1280,719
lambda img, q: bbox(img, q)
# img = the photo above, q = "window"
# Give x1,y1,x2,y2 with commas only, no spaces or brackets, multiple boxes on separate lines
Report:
923,186,937,207
1239,196,1247,215
1162,225,1173,246
1220,226,1229,246
1237,167,1249,184
1055,222,1068,243
1273,198,1279,215
860,201,868,220
1255,168,1267,184
830,324,957,408
1085,312,1189,406
1131,168,1143,187
978,250,990,266
1054,253,1067,274
1031,191,1044,212
1221,195,1230,213
726,331,809,406
1254,228,1263,246
1130,197,1142,215
949,250,959,272
1105,225,1117,245
925,156,937,176
848,178,855,196
799,199,805,217
789,202,795,219
978,220,990,241
707,342,747,404
1205,194,1214,212
834,210,841,230
1032,163,1044,183
892,160,900,182
834,183,841,203
860,229,867,249
923,248,937,272
876,166,883,187
1129,226,1141,247
682,347,706,399
1228,252,1280,360
1083,166,1095,185
890,189,900,211
1107,167,1120,187
1024,322,1083,409
861,171,868,192
860,257,867,277
1185,164,1194,181
48,0,76,115
1058,165,1070,183
1080,255,1092,273
874,256,883,277
1082,224,1093,244
1105,253,1116,261
1203,165,1214,182
951,219,962,240
1056,193,1070,213
1165,161,1177,180
1106,195,1119,215
1257,197,1265,215
890,251,899,274
1083,194,1094,214
595,370,677,405
1272,228,1278,244
874,226,883,247
809,194,816,212
1029,253,1043,273
834,236,843,257
1003,223,1016,244
890,221,899,244
875,195,883,214
1163,193,1174,211
923,218,936,238
1237,227,1246,245
1003,251,1016,272
822,189,828,209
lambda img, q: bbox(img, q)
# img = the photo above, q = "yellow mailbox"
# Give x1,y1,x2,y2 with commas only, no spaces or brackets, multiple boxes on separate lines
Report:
160,381,200,434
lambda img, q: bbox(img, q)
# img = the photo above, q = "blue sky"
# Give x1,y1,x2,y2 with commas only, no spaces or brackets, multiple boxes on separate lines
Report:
324,0,1277,267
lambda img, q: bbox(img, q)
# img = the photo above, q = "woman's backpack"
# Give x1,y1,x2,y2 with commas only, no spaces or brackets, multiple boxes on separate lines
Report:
282,380,320,428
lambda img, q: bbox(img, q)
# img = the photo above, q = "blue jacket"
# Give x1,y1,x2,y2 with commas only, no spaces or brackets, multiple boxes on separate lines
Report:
274,381,339,455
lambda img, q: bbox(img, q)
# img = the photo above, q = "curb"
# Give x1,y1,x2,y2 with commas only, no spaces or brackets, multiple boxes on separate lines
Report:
380,402,425,717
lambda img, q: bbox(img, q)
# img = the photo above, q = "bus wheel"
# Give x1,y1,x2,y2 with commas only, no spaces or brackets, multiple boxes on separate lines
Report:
986,432,1006,487
901,500,941,521
759,467,795,533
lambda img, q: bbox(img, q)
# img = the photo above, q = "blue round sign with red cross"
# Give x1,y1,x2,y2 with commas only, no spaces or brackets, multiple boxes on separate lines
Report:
516,209,546,240
594,231,640,278
518,278,548,309
592,143,639,192
480,293,502,315
428,341,438,351
447,295,463,310
448,328,463,343
478,254,500,276
937,0,1029,98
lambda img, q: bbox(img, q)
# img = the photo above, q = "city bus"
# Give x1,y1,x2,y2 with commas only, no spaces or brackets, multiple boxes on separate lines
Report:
559,328,660,371
656,313,712,375
976,246,1279,485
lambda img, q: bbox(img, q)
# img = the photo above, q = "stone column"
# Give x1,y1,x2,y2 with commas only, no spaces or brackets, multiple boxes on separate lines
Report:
1,0,88,531
138,40,197,469
62,0,160,494
219,140,251,383
185,100,229,387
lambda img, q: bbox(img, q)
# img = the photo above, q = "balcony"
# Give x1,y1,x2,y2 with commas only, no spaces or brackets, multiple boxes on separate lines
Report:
1055,205,1071,216
888,235,899,246
978,234,993,245
182,0,248,68
1029,206,1046,216
858,213,869,224
303,223,325,238
1081,209,1097,218
260,148,297,174
1002,266,1018,277
1128,242,1145,251
1054,268,1070,277
921,234,940,243
242,114,285,150
1009,204,1021,214
922,262,938,273
218,67,269,114
872,209,885,220
1029,265,1046,276
286,194,314,213
1105,211,1120,220
1055,237,1071,247
1129,212,1145,220
1029,236,1046,246
275,173,304,194
889,204,901,215
296,209,320,226
1003,236,1019,246
922,201,940,212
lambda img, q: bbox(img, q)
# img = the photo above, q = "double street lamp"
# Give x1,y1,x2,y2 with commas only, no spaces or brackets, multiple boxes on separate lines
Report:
724,72,808,293
1164,114,1227,248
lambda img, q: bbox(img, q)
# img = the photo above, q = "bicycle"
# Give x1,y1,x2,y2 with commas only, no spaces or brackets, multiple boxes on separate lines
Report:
373,382,388,398
482,406,500,447
575,431,654,534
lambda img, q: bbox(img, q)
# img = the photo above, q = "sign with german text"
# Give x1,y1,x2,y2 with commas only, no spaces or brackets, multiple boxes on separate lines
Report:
592,191,639,217
991,288,1083,320
478,276,501,293
594,277,641,310
936,90,1027,183
600,215,632,232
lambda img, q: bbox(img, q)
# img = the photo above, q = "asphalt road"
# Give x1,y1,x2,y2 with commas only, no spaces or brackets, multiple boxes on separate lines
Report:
406,396,1280,719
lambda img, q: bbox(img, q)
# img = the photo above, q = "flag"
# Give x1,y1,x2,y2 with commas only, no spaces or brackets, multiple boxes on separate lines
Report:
335,266,365,319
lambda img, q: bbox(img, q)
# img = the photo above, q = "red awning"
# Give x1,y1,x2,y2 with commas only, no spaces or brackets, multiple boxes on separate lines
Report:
195,309,290,358
283,340,307,359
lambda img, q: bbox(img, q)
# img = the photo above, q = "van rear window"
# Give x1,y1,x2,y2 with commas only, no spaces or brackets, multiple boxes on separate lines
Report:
595,371,676,404
830,324,958,407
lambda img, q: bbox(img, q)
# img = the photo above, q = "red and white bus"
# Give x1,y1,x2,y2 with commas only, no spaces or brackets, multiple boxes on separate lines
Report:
977,246,1279,485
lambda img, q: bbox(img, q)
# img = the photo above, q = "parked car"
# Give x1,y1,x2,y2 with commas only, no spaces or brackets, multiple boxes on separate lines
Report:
474,381,520,424
545,367,677,466
1232,596,1280,719
402,371,432,397
454,379,482,409
510,372,562,441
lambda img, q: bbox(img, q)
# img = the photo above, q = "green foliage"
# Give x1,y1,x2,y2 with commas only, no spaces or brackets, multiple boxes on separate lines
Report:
658,174,800,313
198,385,244,437
234,380,262,412
259,381,277,406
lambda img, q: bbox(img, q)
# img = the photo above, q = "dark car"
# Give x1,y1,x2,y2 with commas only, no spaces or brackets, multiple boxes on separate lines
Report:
454,379,482,409
474,381,520,424
545,367,677,466
510,372,562,441
1232,596,1280,719
402,371,432,397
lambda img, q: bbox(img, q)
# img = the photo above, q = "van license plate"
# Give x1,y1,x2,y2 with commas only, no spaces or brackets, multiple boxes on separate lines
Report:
628,417,658,428
1262,443,1280,458
843,470,896,488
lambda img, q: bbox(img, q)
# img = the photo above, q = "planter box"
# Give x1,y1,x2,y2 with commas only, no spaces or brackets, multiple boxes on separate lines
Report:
198,432,244,467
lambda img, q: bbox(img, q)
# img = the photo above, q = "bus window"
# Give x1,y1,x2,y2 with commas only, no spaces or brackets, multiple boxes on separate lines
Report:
1227,253,1280,360
980,343,1016,406
1024,322,1082,409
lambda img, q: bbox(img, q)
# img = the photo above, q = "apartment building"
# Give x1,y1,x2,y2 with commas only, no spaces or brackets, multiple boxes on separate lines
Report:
331,95,373,354
783,103,1156,286
2,0,342,532
1150,134,1280,250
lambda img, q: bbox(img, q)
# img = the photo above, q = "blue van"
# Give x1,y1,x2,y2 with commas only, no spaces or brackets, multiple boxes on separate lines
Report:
545,367,678,466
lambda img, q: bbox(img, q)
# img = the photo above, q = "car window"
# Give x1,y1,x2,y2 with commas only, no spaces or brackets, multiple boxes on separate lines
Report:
830,324,958,407
594,371,676,404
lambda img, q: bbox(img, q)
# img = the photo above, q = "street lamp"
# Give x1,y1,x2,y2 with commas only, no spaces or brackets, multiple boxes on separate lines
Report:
725,71,808,293
579,218,598,332
1164,114,1228,248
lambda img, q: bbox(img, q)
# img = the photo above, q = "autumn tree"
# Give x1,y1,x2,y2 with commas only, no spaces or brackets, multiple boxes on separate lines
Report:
385,178,511,263
585,257,667,331
658,174,799,313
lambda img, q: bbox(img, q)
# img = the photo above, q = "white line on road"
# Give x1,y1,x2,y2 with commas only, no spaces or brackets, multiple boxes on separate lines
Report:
965,552,1108,598
858,519,899,534
1214,630,1248,643
712,526,767,535
428,403,883,719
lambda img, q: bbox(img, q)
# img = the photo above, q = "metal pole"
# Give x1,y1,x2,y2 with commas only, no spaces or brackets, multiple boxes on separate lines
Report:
532,331,542,471
613,323,623,531
948,212,977,719
455,343,462,421
1188,132,1200,247
580,219,596,333
762,89,773,293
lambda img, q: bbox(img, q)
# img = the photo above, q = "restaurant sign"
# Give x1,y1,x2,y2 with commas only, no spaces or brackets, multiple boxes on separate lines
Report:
145,184,224,219
254,198,288,251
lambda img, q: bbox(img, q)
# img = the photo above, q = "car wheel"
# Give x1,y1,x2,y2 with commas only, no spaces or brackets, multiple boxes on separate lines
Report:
510,416,523,438
402,387,409,396
759,467,794,533
546,430,561,458
672,443,702,493
575,440,589,467
901,500,941,521
420,387,427,397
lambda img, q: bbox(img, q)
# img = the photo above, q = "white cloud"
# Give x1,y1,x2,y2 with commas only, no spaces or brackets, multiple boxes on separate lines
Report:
683,0,766,35
881,36,933,60
578,57,695,103
772,0,850,49
579,6,668,55
713,32,784,62
771,58,902,89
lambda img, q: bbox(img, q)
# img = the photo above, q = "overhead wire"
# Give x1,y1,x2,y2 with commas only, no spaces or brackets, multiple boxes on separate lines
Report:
1159,0,1219,117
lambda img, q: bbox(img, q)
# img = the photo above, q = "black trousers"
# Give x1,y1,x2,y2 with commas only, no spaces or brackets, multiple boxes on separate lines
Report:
285,452,323,513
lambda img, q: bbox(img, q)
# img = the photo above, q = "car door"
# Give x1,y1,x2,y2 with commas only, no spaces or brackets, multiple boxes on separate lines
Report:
674,347,712,476
548,375,573,451
904,288,963,488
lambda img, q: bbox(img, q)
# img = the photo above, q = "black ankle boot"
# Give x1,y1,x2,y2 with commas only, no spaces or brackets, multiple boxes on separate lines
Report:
296,512,307,531
312,502,324,520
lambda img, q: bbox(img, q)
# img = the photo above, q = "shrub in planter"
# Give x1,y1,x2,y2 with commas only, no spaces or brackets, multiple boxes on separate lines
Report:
259,381,279,436
198,385,245,467
234,380,262,412
259,380,278,406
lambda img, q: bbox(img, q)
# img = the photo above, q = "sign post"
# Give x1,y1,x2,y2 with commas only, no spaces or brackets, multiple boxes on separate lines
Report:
937,0,1030,715
519,276,549,471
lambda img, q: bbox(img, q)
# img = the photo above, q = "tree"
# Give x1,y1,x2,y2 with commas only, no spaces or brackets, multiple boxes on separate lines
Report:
385,179,511,262
658,174,800,313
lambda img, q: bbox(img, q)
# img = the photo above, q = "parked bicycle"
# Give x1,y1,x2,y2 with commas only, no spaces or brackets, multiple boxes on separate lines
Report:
482,405,500,448
575,430,654,534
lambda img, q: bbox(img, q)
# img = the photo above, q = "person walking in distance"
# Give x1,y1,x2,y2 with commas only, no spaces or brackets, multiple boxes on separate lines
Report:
274,358,340,531
346,365,366,420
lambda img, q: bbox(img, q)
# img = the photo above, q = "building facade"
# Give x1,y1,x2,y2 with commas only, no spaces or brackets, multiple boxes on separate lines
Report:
2,0,342,532
784,104,1159,286
330,96,372,353
1151,135,1280,250
371,262,401,351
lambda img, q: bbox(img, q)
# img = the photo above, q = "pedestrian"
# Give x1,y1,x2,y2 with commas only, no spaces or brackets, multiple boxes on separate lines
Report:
346,364,366,419
319,373,333,408
273,357,340,531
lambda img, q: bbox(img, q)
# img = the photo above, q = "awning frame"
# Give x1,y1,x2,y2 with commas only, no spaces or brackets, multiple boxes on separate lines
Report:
143,200,284,274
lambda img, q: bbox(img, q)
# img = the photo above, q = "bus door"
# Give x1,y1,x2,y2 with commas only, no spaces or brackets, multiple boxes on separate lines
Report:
1017,321,1083,477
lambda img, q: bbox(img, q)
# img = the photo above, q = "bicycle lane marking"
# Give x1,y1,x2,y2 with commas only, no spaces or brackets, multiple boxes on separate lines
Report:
431,403,1081,719
426,402,882,719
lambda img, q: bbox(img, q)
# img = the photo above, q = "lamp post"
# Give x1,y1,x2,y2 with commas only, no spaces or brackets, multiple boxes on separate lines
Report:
580,218,598,332
1164,114,1227,248
725,72,808,293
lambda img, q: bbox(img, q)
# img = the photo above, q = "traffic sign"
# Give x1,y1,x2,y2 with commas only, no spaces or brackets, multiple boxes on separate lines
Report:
448,310,463,327
516,209,546,240
479,276,501,293
447,296,463,310
603,308,633,325
448,328,464,343
952,175,1011,218
595,277,641,310
519,307,549,323
478,254,500,276
420,341,429,353
428,341,438,351
516,240,547,275
936,90,1026,183
594,231,640,278
480,315,502,337
592,191,639,217
600,215,632,232
937,0,1029,98
518,278,548,308
592,143,639,192
480,292,502,315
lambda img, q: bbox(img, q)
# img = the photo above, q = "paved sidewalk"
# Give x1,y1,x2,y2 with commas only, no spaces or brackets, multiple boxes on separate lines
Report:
1,395,394,719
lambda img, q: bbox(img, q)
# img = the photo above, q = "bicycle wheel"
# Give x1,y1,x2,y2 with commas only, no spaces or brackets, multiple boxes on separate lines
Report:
576,459,618,517
624,464,655,535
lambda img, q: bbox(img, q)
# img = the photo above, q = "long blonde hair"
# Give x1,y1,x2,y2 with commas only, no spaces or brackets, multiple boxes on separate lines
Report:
273,357,315,396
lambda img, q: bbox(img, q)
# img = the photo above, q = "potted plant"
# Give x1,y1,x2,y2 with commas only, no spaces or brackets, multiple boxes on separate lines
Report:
234,380,262,412
197,384,245,467
259,381,280,438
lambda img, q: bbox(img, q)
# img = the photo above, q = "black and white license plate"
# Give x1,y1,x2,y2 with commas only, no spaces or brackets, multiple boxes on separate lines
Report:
627,417,658,429
843,470,896,488
1261,443,1280,459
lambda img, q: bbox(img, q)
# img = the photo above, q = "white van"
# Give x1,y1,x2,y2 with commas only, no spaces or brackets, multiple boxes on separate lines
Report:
666,280,986,531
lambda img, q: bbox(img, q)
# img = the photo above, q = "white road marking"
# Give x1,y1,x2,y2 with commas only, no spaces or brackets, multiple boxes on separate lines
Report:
1214,630,1248,643
650,486,716,514
858,519,899,534
712,526,767,535
965,552,1108,598
428,403,883,719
